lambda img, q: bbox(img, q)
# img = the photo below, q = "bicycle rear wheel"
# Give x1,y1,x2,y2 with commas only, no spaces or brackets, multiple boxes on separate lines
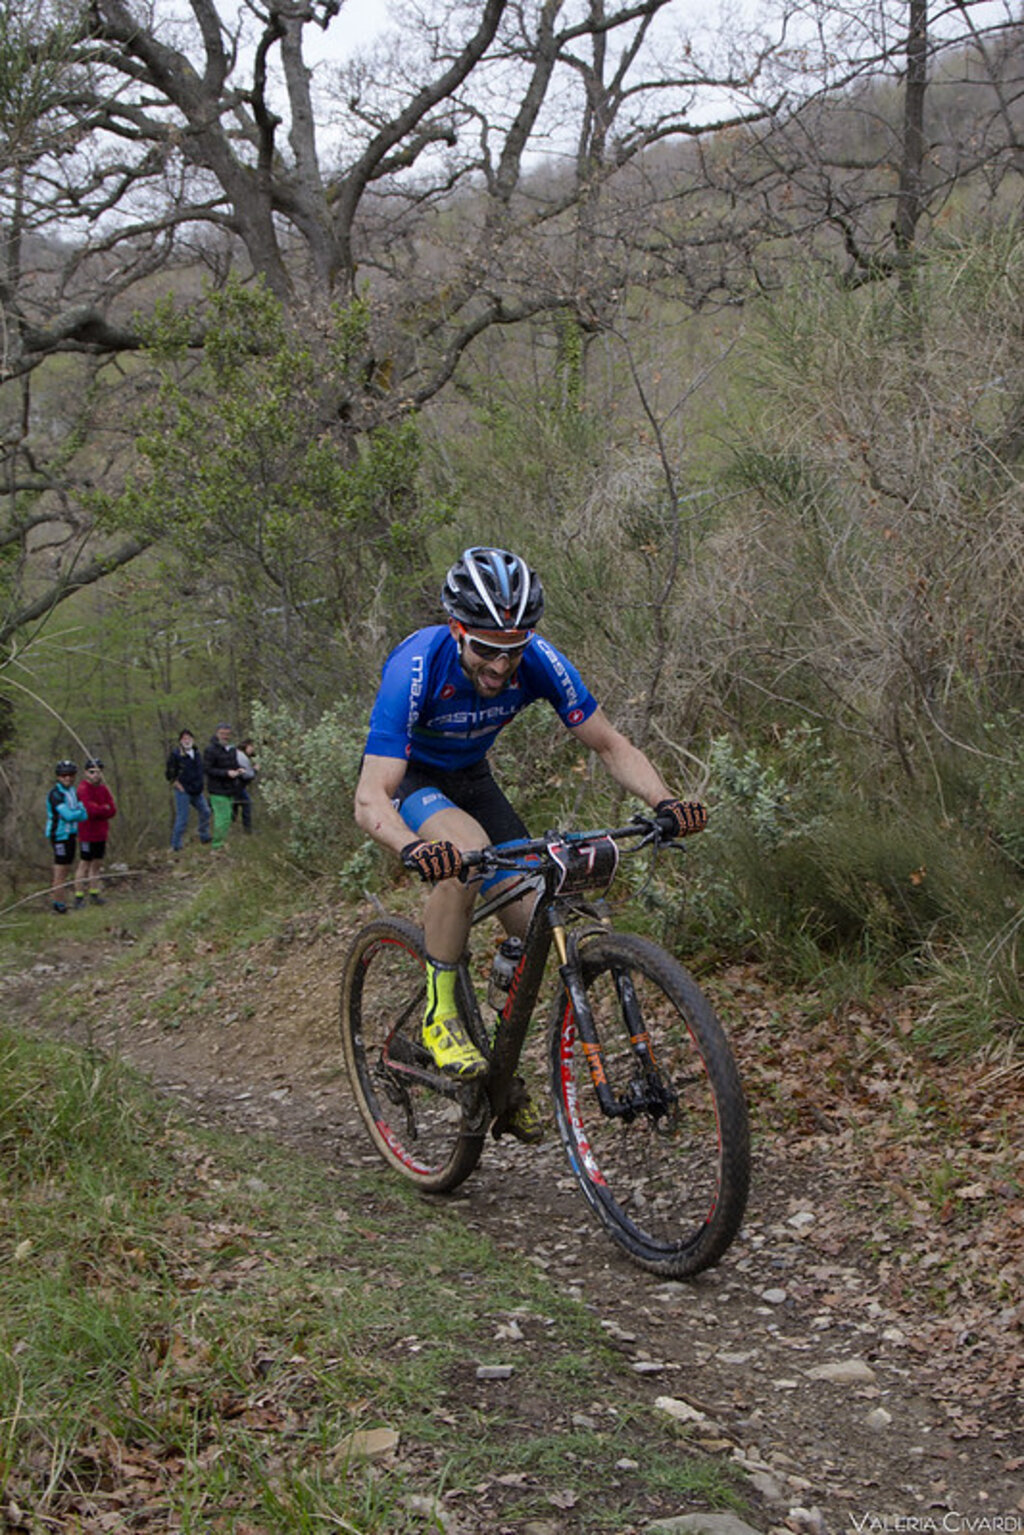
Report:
341,916,485,1193
550,931,749,1277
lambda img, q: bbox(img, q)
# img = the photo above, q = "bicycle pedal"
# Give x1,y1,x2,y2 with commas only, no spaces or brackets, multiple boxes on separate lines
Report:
489,1099,545,1145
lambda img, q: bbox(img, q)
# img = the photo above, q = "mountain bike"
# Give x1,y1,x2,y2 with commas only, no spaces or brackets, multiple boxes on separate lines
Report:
340,820,750,1277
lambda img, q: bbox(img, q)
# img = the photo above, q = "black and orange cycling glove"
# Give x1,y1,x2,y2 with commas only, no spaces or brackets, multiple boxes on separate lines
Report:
401,839,464,882
654,799,708,840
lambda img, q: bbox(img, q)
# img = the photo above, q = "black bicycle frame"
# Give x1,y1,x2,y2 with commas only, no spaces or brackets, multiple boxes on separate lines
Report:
466,875,622,1124
467,876,556,1122
462,822,673,1126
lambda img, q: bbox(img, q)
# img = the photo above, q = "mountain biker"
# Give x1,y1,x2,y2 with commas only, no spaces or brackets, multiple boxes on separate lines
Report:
353,546,707,1140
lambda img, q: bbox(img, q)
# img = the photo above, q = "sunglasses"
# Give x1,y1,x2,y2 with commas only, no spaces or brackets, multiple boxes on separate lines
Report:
457,624,531,661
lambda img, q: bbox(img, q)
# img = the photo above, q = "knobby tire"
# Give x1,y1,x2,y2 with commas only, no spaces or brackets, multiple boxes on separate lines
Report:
340,916,485,1193
550,931,749,1276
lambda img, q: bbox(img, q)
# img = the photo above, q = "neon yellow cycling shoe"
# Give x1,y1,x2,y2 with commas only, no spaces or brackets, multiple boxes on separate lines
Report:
507,1094,545,1145
422,1016,487,1080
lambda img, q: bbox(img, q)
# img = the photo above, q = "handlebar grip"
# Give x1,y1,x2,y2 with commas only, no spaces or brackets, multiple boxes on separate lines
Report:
459,849,487,868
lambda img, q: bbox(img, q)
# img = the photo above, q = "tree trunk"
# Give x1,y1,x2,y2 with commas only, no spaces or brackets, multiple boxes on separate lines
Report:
894,0,928,262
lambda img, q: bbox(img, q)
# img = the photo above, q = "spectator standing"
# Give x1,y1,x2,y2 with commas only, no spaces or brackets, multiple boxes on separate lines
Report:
231,737,258,833
45,760,87,913
203,723,244,850
166,729,212,851
74,758,117,906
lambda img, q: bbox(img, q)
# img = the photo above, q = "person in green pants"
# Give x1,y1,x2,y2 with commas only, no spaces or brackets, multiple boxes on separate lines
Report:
203,723,245,849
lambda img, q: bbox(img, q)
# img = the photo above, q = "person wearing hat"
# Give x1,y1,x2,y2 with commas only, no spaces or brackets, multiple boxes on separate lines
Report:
74,758,118,906
166,728,212,851
203,723,245,850
45,760,87,913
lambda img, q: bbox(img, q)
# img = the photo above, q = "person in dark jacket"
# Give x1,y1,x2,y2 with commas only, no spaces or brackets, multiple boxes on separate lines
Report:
74,757,117,906
166,728,212,851
45,760,87,912
231,737,258,832
203,723,245,849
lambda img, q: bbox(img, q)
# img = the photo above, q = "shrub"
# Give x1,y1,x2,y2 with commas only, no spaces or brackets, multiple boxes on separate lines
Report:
657,728,1020,994
977,712,1024,870
249,700,387,889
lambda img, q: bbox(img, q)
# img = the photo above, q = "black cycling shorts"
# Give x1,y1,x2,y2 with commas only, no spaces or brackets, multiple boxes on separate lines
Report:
79,840,107,862
394,758,528,846
50,836,77,866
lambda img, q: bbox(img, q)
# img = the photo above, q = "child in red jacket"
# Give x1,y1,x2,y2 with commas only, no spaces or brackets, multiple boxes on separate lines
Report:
75,758,118,907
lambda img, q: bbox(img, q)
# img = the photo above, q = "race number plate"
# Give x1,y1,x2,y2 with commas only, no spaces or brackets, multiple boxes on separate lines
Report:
548,835,619,895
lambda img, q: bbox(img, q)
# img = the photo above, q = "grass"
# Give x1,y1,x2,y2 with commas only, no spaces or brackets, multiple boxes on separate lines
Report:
3,793,1020,1526
0,1021,746,1532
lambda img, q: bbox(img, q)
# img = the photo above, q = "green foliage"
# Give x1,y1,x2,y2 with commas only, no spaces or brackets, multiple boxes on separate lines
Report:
427,344,609,555
250,699,385,888
554,309,585,411
707,726,839,849
976,712,1024,869
90,279,452,701
717,234,1024,757
0,0,82,165
723,446,835,521
125,283,395,559
917,923,1023,1056
0,1034,165,1189
654,729,1021,1025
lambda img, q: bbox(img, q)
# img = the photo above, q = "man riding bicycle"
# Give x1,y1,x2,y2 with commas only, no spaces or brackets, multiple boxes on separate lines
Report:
353,546,706,1141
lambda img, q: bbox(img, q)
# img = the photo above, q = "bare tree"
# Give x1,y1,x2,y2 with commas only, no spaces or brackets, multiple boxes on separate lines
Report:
3,0,1023,664
689,0,1024,289
0,0,794,656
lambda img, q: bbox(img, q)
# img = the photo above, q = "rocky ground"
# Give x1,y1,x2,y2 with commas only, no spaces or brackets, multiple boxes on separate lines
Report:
6,883,1023,1534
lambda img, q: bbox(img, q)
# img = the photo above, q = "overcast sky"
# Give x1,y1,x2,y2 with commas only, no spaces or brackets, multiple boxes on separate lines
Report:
305,0,390,64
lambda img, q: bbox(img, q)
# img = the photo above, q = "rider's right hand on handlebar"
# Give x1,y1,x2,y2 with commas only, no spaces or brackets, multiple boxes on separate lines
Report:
401,838,464,883
654,798,708,840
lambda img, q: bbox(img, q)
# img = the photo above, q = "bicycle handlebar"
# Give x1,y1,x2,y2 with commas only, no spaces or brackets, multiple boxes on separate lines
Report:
459,815,667,878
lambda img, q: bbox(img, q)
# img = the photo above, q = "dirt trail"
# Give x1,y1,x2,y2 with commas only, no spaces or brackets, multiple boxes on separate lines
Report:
8,902,1023,1533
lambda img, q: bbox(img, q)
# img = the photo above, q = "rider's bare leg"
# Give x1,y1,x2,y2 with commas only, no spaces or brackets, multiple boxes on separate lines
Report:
415,804,486,963
413,803,543,1130
415,807,539,956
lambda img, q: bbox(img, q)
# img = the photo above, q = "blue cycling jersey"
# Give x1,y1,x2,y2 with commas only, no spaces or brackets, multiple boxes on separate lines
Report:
364,625,599,770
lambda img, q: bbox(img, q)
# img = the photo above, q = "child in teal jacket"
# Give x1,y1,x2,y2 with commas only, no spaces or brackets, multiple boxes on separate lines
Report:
45,760,87,912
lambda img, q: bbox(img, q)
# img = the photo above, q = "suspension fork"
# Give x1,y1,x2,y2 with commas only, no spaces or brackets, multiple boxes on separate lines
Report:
613,966,661,1078
554,921,623,1119
556,926,664,1118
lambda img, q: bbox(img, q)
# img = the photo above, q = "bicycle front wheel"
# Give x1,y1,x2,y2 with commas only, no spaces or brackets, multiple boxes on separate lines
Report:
550,931,749,1277
340,916,485,1194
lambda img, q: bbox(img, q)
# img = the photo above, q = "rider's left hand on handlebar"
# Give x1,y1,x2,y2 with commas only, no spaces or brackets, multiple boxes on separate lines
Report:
401,838,464,882
654,798,708,840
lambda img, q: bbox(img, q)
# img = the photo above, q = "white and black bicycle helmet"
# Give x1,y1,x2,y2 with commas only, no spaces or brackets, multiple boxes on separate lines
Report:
441,547,544,631
55,759,77,776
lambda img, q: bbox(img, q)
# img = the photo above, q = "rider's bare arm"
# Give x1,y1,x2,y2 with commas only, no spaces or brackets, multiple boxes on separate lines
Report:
569,707,674,808
354,754,415,855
